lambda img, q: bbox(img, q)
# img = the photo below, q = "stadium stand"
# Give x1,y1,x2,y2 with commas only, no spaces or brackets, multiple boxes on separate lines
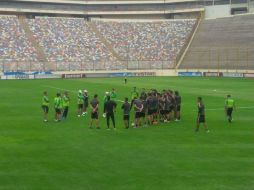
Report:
0,15,39,71
27,17,122,71
180,14,254,70
94,19,196,69
0,16,196,71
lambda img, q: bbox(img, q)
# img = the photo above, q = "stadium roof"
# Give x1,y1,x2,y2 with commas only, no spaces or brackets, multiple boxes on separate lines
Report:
8,0,200,5
1,0,204,16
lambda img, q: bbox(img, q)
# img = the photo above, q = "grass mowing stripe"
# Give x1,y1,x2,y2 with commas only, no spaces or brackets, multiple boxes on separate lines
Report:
0,77,252,190
42,85,254,110
205,106,254,111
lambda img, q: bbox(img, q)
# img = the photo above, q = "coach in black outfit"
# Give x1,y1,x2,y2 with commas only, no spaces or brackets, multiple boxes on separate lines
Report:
104,96,117,129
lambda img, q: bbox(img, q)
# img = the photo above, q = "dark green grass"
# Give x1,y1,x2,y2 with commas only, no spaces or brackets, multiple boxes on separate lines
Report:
0,77,253,190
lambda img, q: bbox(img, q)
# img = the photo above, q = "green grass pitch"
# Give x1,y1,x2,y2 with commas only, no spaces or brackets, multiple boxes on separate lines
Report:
0,76,253,190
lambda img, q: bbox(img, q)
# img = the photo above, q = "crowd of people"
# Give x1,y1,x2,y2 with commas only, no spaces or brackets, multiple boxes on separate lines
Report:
27,17,120,70
41,84,240,133
42,82,237,133
0,16,196,71
0,15,38,63
42,87,183,129
94,20,196,65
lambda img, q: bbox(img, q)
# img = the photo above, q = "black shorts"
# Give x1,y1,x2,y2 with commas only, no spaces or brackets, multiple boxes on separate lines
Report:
42,105,49,114
198,115,206,123
78,104,83,109
91,112,98,119
167,107,173,112
83,101,88,108
176,105,181,112
55,108,61,114
140,112,145,118
227,108,233,116
148,109,153,115
123,115,130,120
160,110,166,115
164,110,171,114
135,112,142,119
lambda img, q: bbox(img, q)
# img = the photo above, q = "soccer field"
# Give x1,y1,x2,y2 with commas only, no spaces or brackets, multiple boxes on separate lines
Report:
0,76,253,190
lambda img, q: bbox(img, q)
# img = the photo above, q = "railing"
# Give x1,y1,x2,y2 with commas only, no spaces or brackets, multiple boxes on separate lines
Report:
175,16,200,67
0,59,176,72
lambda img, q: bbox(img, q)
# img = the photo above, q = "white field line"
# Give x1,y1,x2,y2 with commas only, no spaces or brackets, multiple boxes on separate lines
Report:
42,85,125,103
115,99,125,103
42,85,77,93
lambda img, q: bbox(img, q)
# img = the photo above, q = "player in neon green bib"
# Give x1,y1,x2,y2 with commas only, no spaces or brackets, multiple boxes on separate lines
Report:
130,87,139,109
131,87,139,100
225,94,236,123
110,88,117,101
41,91,49,122
104,91,110,103
77,90,84,117
54,93,61,122
59,93,63,113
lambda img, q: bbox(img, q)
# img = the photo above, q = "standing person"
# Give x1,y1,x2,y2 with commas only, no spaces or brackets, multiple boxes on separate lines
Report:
59,93,64,116
104,96,117,130
164,94,171,122
174,91,182,121
89,94,99,129
131,87,139,99
133,97,143,128
169,91,176,120
54,93,61,122
124,76,127,84
62,91,70,119
146,93,153,125
121,97,131,129
158,94,167,123
225,94,236,123
167,92,175,122
110,88,117,101
196,97,209,133
140,88,147,100
130,87,139,109
41,91,49,122
140,95,147,127
151,92,158,124
77,90,83,117
104,91,110,103
157,94,164,122
82,90,89,116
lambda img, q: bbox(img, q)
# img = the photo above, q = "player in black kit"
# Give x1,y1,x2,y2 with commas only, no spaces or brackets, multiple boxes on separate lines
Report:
121,97,131,128
104,96,117,130
174,91,181,121
196,97,209,133
82,90,89,116
89,94,99,129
